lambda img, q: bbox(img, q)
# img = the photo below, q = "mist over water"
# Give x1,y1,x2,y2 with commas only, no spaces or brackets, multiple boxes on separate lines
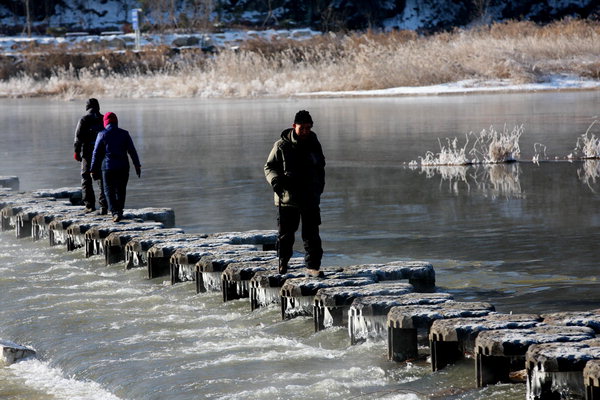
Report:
0,92,599,399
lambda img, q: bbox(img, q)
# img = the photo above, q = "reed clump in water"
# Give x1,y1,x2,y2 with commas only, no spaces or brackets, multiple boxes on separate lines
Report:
1,19,599,98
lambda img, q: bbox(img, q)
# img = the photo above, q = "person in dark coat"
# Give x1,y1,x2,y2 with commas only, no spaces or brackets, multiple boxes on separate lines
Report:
73,98,107,214
90,112,141,222
264,110,326,277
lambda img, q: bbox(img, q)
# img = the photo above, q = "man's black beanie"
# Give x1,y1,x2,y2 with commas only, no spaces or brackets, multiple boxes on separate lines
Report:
294,110,313,124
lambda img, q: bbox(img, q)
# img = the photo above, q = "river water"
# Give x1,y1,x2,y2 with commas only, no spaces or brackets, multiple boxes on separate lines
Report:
0,92,599,399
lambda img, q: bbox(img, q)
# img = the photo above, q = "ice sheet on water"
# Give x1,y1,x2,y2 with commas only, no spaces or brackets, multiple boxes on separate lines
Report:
9,358,122,400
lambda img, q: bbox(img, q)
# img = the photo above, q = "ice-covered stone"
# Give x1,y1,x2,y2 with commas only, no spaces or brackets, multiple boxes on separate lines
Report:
348,293,453,344
0,339,35,365
104,228,185,265
387,301,495,362
526,339,600,400
0,176,19,191
542,309,600,333
84,221,165,257
475,325,596,388
208,229,277,250
428,313,542,370
314,282,414,331
281,275,376,319
195,251,278,293
173,246,266,285
340,260,435,290
584,359,600,392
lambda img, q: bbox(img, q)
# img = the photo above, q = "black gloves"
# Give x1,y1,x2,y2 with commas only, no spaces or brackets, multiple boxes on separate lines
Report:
271,176,285,197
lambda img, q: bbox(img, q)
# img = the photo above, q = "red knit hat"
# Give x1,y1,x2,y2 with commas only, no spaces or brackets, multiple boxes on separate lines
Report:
103,112,118,127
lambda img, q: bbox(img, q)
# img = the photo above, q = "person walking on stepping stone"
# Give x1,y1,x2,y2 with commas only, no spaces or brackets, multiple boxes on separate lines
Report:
73,98,108,214
264,110,326,277
90,112,141,223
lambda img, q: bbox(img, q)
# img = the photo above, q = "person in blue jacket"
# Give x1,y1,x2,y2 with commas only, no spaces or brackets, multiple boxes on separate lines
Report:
91,112,141,222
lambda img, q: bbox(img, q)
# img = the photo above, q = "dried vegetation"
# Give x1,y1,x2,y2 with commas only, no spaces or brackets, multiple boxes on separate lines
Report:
1,19,599,98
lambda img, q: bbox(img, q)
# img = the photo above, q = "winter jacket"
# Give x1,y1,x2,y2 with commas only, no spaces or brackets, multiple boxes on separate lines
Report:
91,123,141,173
74,107,104,161
264,128,325,208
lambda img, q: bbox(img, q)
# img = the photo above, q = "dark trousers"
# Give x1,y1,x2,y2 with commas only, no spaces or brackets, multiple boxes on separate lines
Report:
102,168,129,216
277,206,323,270
81,158,106,210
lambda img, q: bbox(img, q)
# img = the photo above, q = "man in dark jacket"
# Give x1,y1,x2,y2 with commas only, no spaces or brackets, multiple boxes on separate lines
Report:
264,110,326,277
91,112,142,222
73,98,107,214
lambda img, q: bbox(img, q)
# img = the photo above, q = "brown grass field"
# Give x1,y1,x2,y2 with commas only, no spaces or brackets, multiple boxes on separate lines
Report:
1,19,599,98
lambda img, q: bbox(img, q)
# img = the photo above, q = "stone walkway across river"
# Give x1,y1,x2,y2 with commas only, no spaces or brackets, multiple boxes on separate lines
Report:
1,175,600,399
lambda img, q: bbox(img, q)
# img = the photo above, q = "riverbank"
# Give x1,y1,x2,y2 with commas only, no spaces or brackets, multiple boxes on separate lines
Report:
1,19,599,99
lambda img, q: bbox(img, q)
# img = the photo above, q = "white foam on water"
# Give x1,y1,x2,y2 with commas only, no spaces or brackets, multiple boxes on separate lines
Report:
9,358,122,400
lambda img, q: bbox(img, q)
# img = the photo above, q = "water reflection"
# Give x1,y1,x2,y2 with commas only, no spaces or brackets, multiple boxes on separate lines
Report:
416,163,523,199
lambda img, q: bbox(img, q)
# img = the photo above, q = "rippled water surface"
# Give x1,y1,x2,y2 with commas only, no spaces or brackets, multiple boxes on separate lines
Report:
1,93,599,399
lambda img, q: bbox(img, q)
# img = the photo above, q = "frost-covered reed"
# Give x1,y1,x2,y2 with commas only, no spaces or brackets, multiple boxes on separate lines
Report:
573,121,600,159
1,19,600,98
417,125,522,166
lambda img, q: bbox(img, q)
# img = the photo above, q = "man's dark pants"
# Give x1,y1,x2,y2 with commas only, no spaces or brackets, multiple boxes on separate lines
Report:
277,206,323,270
81,158,106,210
102,168,129,216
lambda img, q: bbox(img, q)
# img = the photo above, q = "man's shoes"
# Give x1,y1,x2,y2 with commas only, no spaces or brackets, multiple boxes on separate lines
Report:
305,268,324,278
112,214,122,222
278,260,288,275
100,208,108,215
84,207,96,214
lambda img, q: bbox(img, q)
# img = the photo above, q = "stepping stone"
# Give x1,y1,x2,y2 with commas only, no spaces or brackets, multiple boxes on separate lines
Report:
83,221,165,257
584,359,600,400
221,258,279,302
387,301,495,362
145,238,237,279
14,200,74,239
280,274,377,320
542,309,600,333
475,325,596,387
32,207,86,241
348,293,453,345
122,207,176,228
171,245,265,285
48,215,106,249
248,261,306,310
429,313,542,371
103,228,185,265
0,176,19,191
206,230,277,251
1,196,57,231
32,187,82,205
61,208,176,252
313,282,414,332
124,233,201,269
526,338,600,400
0,339,35,365
341,261,435,291
196,252,283,295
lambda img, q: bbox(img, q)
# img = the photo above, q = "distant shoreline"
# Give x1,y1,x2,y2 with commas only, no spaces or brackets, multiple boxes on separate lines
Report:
1,20,599,100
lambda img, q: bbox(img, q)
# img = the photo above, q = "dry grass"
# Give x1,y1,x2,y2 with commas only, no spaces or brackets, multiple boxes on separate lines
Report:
1,19,599,98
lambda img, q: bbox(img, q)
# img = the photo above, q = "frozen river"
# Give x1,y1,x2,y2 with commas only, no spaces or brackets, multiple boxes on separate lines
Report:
0,92,599,399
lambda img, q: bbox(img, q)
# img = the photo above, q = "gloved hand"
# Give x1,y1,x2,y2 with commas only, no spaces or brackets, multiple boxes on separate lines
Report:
271,176,285,198
91,171,101,181
135,165,141,178
74,152,82,162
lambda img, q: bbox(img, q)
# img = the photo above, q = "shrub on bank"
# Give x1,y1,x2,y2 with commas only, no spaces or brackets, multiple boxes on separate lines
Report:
1,19,599,97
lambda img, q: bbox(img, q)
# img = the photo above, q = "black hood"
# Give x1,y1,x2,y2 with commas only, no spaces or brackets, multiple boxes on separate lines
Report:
86,98,100,112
